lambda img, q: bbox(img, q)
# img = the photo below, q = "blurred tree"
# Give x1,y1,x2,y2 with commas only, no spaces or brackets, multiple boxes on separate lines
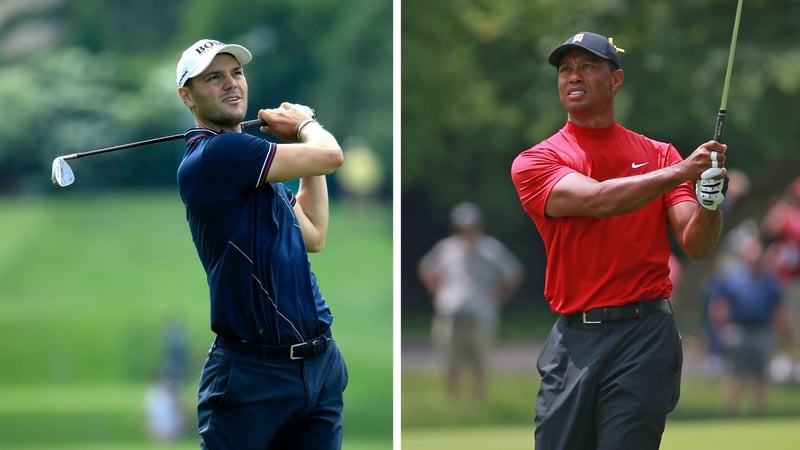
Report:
311,0,393,197
0,48,187,191
67,0,187,52
0,0,392,195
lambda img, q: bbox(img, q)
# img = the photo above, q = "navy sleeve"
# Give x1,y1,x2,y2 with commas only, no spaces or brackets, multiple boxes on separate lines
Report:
203,132,277,191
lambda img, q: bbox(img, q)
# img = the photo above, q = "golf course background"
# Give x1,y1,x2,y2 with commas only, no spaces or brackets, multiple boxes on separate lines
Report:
0,193,392,449
401,418,800,450
402,348,800,449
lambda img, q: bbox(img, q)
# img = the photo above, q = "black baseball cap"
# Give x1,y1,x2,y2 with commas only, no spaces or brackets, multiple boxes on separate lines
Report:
548,31,623,69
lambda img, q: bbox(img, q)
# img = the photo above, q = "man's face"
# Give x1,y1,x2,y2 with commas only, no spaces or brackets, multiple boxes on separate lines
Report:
179,53,248,130
556,49,622,118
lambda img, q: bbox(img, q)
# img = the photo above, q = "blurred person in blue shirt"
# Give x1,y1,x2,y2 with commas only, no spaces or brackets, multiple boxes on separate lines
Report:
707,232,794,414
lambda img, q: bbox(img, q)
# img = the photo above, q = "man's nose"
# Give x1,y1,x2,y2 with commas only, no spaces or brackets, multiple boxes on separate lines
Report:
567,70,583,82
222,74,238,89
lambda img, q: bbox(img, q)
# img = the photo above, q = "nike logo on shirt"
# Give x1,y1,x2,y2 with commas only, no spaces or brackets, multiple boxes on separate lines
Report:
631,162,650,169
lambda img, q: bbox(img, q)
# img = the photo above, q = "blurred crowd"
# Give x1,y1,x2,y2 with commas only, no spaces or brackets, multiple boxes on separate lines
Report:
697,173,800,414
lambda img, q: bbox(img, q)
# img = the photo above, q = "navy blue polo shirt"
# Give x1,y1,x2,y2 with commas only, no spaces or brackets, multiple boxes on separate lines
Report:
177,128,333,345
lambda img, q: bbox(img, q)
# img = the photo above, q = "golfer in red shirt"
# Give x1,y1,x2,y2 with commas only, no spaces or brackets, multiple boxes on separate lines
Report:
511,31,727,450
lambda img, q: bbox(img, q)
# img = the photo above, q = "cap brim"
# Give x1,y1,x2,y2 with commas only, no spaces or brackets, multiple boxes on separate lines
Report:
548,44,613,68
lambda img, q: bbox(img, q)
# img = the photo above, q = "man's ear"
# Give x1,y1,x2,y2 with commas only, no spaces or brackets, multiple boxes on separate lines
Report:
611,68,624,94
178,87,194,108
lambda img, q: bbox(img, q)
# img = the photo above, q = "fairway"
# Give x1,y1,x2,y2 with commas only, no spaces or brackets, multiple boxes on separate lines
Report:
0,193,392,449
401,417,800,450
402,354,800,449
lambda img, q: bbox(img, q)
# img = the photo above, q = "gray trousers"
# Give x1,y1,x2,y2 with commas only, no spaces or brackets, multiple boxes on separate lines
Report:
534,310,683,450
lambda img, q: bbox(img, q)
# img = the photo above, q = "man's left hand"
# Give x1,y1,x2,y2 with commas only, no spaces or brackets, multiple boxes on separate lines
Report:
696,177,725,211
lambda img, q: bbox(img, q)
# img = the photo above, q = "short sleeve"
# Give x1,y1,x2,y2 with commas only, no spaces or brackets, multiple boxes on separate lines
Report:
511,146,575,218
203,132,277,191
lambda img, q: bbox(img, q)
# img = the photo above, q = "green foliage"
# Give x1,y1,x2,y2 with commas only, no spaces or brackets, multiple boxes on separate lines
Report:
0,0,392,195
0,48,191,192
67,0,186,52
0,194,391,446
312,0,394,192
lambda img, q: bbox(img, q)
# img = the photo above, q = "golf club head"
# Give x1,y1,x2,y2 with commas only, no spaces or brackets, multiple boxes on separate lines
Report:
52,157,75,187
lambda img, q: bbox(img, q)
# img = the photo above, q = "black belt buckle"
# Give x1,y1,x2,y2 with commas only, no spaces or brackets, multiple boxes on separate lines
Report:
290,336,330,360
290,341,309,360
289,342,305,360
581,311,602,324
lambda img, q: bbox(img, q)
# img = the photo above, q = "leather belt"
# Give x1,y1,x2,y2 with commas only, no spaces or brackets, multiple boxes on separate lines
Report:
214,329,332,360
566,299,672,324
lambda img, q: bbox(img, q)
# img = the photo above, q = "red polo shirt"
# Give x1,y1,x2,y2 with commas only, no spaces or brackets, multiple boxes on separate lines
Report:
511,121,696,314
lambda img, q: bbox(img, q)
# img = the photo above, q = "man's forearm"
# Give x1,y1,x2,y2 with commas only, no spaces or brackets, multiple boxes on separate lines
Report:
680,206,723,259
296,175,330,236
546,164,688,219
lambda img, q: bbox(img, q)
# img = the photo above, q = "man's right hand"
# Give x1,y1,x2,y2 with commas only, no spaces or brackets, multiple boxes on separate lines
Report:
258,103,315,142
685,140,728,181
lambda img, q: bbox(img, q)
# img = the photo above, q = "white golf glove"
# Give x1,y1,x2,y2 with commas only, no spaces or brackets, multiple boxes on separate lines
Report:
295,104,316,119
696,176,725,211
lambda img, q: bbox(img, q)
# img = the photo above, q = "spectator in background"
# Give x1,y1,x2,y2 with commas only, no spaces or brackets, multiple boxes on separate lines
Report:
161,316,189,387
720,168,751,214
699,170,752,377
418,202,523,406
145,371,187,443
762,177,800,310
707,232,793,414
144,317,190,444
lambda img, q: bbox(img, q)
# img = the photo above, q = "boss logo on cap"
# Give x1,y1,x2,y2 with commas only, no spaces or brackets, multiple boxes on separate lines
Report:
194,40,223,56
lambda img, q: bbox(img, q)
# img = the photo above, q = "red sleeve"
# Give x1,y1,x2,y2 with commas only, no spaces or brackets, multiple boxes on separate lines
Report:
511,145,575,218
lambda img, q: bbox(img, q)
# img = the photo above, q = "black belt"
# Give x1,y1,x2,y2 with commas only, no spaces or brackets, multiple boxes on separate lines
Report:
214,329,332,360
566,299,672,324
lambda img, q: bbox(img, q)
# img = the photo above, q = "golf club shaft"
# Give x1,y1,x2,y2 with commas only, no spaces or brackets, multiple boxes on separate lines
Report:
713,0,744,142
60,119,266,160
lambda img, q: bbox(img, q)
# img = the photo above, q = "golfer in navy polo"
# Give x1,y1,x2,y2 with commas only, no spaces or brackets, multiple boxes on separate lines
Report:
175,38,347,449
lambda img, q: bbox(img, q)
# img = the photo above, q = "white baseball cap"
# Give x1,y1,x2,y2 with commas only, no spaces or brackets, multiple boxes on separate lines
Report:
176,39,252,87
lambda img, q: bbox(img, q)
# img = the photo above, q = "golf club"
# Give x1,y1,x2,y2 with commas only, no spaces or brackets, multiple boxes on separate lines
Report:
51,118,265,187
704,0,744,179
51,103,316,187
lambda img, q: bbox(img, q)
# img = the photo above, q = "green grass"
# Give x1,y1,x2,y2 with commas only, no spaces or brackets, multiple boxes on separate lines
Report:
402,365,800,449
401,417,800,450
0,193,392,449
402,366,800,429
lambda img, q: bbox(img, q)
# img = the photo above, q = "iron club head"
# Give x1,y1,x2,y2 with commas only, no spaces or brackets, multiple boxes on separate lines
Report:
52,157,75,187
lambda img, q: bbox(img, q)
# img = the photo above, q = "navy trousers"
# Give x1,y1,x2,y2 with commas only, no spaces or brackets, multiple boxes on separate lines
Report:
197,338,348,450
534,310,682,450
